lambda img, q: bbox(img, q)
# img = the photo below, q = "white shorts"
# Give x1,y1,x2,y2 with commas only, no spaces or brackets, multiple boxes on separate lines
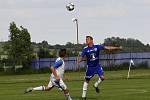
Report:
48,77,67,90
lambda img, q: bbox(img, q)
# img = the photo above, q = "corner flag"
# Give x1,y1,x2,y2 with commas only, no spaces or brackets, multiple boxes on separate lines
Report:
127,59,135,79
130,59,134,66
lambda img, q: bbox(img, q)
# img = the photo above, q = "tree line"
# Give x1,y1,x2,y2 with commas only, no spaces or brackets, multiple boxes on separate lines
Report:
0,22,150,70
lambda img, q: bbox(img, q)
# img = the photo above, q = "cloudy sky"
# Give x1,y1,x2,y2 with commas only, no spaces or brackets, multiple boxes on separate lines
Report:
0,0,150,45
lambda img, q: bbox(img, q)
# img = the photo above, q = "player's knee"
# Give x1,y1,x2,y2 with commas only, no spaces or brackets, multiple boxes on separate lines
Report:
100,77,105,81
85,78,90,83
64,89,69,94
45,86,52,91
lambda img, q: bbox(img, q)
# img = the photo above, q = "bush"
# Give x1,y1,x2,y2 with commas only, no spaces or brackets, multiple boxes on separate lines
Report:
0,62,3,71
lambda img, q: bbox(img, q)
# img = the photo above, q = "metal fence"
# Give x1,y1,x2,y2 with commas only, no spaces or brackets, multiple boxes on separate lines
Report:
31,57,86,70
31,52,150,70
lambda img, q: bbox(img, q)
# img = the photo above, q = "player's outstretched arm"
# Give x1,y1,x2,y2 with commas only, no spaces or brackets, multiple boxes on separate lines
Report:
77,56,84,64
104,46,123,51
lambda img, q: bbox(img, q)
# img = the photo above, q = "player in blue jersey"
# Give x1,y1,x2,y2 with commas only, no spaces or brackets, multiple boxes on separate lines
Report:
78,36,122,100
25,49,72,100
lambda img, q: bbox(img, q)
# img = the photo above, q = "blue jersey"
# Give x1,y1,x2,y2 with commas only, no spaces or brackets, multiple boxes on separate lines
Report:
81,45,104,67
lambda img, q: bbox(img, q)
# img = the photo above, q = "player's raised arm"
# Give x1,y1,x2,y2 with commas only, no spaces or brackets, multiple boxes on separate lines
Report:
104,46,123,51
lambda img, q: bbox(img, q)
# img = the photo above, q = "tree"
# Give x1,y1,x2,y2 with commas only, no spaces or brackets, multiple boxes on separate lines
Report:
104,37,148,53
37,47,51,58
38,40,49,48
65,42,74,48
8,22,32,69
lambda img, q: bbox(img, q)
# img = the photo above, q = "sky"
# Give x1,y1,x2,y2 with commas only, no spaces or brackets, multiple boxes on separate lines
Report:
0,0,150,45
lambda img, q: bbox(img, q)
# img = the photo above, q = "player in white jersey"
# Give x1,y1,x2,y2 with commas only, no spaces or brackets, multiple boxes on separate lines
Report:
25,49,72,100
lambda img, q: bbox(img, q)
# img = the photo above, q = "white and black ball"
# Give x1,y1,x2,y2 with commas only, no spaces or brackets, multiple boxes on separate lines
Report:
66,3,75,11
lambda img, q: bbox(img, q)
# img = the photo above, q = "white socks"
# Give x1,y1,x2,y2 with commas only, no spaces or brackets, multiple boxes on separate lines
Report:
33,86,45,91
32,86,72,100
64,93,72,100
94,78,102,87
82,82,88,98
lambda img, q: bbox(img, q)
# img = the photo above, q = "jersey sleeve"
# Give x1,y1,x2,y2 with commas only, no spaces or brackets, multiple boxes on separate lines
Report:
81,48,86,57
97,45,105,50
53,59,63,69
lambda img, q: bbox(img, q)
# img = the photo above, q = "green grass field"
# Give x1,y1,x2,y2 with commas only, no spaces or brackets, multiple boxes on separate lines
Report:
0,69,150,100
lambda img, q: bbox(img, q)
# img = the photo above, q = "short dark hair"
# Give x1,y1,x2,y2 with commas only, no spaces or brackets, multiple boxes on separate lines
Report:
59,49,66,57
86,36,93,40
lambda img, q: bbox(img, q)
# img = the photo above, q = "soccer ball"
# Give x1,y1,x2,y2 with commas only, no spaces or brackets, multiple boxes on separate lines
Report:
66,3,75,11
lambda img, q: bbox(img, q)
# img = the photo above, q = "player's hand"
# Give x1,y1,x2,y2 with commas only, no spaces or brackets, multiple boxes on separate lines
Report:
119,46,123,50
77,60,80,64
56,76,60,81
77,58,82,64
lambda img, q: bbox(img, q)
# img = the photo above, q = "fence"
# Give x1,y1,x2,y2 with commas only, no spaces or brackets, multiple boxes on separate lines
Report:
31,57,86,70
99,52,150,67
31,52,150,70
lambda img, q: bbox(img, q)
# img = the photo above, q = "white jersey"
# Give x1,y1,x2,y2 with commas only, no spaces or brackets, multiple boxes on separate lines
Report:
50,57,65,79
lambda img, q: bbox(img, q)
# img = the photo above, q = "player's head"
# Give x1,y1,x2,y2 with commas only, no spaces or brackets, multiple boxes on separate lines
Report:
86,36,93,45
59,49,66,57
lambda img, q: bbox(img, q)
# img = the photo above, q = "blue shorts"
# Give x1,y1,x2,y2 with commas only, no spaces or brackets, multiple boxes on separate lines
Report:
85,64,104,81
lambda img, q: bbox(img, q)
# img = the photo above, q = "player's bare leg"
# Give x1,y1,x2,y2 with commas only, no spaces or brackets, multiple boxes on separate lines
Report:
93,76,105,93
54,79,72,100
63,89,72,100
